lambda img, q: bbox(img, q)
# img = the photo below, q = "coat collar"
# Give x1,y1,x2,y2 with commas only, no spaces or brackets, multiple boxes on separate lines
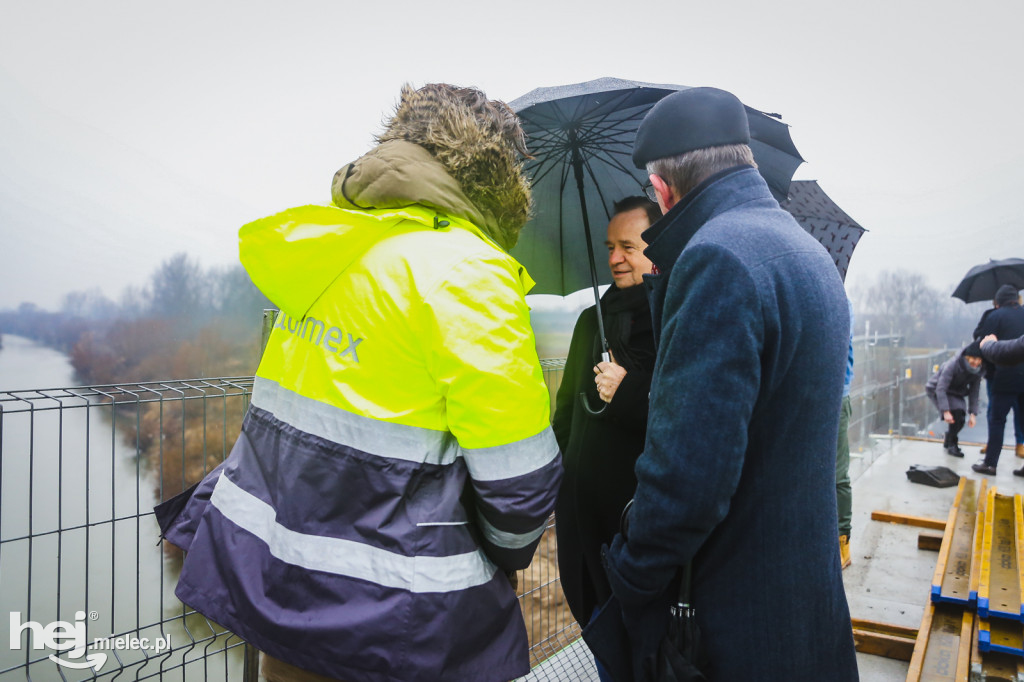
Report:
641,166,774,275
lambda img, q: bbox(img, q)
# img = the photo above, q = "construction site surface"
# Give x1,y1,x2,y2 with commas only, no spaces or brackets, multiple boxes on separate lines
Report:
848,438,1024,682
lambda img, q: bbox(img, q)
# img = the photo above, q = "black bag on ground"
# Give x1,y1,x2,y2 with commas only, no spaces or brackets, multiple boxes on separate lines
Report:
906,464,960,488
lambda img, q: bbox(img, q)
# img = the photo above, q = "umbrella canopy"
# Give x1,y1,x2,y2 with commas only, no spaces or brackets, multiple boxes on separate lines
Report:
778,180,866,282
952,258,1024,303
509,77,804,300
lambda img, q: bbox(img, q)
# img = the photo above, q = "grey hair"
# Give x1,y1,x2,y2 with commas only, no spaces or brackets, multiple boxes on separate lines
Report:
646,143,756,199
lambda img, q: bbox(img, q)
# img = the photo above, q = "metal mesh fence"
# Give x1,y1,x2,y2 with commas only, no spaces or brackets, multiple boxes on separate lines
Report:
1,379,254,681
1,339,932,681
0,374,593,682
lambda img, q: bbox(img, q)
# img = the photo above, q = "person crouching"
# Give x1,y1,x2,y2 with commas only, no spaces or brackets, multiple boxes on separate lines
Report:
926,341,983,457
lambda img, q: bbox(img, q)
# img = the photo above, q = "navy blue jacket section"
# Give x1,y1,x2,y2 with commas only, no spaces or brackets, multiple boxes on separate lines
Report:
603,167,858,681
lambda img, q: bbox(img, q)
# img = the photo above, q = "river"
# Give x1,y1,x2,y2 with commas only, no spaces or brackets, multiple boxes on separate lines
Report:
0,335,241,681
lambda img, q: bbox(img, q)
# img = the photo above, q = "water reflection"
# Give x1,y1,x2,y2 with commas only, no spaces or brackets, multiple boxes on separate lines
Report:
0,336,242,681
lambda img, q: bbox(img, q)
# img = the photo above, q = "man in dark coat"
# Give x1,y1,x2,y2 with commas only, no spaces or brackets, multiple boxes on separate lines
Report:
600,87,858,681
973,287,1024,459
553,196,659,660
973,285,1024,476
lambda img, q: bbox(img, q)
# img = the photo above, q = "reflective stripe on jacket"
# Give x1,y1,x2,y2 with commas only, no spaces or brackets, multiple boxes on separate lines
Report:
170,203,561,682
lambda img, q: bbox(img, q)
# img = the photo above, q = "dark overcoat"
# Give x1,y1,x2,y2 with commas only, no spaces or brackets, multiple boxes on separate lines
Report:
553,286,655,626
983,335,1024,366
601,167,858,681
977,302,1024,393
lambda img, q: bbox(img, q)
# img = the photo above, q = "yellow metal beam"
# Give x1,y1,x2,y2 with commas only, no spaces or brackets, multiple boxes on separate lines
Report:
978,489,1024,622
970,613,1024,682
932,479,983,606
978,617,1024,656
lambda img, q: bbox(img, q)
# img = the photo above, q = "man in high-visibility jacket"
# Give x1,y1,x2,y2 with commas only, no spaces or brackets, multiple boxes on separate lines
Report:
158,83,562,682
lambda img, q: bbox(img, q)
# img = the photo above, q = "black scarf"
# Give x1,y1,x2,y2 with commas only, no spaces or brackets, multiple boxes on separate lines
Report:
597,284,653,372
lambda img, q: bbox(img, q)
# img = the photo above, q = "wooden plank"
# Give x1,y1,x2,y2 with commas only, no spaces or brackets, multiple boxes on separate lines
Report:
1016,494,1024,621
853,629,915,661
851,618,918,639
906,603,971,681
970,482,990,606
905,593,937,680
954,608,972,682
919,532,944,551
871,510,948,530
978,487,997,619
850,619,917,661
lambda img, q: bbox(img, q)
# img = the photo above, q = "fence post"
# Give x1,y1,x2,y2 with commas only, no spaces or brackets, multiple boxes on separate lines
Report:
888,335,897,452
244,644,260,682
260,309,279,361
898,361,905,441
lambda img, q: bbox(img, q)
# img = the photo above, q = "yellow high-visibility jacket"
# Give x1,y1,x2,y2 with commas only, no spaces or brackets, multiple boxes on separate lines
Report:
167,140,561,682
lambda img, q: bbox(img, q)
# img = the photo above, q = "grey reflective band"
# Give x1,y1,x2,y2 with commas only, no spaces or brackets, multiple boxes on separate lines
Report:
251,377,460,466
211,475,497,593
476,511,548,550
461,427,560,482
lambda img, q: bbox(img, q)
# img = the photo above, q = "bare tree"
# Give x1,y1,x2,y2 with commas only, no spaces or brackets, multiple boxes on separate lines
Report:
148,253,204,321
855,269,978,347
61,288,118,320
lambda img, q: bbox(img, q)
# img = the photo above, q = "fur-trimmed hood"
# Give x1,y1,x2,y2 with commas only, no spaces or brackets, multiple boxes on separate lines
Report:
331,84,531,251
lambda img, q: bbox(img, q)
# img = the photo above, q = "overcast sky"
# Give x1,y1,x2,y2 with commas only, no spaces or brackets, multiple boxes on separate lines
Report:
1,0,1021,312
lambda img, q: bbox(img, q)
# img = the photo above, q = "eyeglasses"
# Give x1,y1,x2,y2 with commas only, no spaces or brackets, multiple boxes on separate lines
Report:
642,182,658,204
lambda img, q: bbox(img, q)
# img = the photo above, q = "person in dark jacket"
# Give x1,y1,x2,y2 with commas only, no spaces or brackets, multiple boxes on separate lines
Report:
974,288,1024,458
598,87,857,681
981,332,1024,366
973,285,1024,476
553,196,659,677
925,341,983,457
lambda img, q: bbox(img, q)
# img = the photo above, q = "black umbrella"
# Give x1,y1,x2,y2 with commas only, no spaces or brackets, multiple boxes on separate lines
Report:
778,180,866,282
952,258,1024,303
509,77,803,357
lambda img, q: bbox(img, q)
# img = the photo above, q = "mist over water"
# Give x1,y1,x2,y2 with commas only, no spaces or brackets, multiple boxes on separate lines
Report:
0,336,240,680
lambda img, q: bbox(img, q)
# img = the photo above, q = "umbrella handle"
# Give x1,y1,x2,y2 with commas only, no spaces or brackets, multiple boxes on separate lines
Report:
578,391,608,416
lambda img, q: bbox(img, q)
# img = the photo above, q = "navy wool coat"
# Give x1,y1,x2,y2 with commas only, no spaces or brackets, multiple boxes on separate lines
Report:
602,167,858,681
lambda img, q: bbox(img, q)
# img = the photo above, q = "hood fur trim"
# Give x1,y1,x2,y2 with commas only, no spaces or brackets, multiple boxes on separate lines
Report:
375,83,532,250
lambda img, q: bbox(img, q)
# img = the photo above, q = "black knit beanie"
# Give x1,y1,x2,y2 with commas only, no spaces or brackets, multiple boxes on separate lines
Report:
995,284,1020,306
